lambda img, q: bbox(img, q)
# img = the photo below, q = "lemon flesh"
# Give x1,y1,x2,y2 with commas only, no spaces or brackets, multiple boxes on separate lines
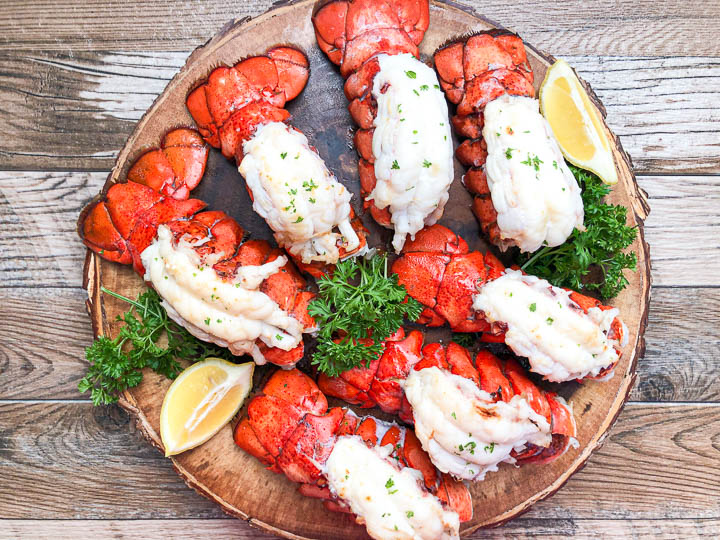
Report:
539,59,618,185
160,358,254,457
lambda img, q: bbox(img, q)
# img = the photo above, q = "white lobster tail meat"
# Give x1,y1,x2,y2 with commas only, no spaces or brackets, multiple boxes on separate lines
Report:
403,367,551,481
238,122,360,264
472,269,622,382
482,94,584,252
324,435,460,540
371,54,454,253
141,225,305,363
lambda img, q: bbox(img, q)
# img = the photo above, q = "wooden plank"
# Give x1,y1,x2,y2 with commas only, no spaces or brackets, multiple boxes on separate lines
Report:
1,284,718,402
2,286,717,402
2,518,719,539
1,172,717,291
0,172,98,290
0,402,717,521
570,56,720,175
0,0,718,57
0,288,94,400
629,287,720,402
0,51,718,172
639,175,720,287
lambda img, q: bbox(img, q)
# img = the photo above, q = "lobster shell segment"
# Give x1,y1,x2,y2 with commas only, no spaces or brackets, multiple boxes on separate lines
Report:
186,46,309,160
313,0,428,75
127,128,209,200
77,128,210,267
78,181,207,273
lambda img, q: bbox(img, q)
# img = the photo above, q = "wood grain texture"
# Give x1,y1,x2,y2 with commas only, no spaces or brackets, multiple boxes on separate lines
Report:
0,172,98,290
2,518,719,539
1,0,718,56
1,51,718,173
2,172,715,292
2,286,716,402
0,0,717,538
639,175,720,287
0,403,718,522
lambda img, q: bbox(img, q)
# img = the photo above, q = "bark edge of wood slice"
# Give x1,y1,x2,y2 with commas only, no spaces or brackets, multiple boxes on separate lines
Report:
81,1,652,538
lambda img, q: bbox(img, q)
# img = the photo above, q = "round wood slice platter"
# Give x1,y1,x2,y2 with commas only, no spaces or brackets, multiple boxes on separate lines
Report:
81,0,651,537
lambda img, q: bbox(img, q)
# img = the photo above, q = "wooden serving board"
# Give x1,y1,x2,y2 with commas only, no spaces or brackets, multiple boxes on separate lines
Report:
81,0,651,537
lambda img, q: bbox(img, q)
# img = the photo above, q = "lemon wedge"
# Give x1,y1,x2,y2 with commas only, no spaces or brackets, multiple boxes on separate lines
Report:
160,358,254,457
539,59,618,185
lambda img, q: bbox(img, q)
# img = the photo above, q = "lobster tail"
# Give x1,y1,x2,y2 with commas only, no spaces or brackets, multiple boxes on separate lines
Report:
319,331,578,478
312,0,429,77
186,46,367,273
77,127,210,268
313,1,454,254
186,47,309,161
235,368,473,528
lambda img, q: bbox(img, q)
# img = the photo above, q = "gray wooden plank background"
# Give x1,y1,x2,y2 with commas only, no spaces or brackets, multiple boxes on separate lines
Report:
0,0,718,538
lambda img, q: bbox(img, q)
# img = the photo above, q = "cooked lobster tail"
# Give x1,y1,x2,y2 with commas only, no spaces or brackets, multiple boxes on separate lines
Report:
434,31,535,247
434,32,584,253
77,127,316,368
186,46,367,274
317,332,577,475
391,224,626,382
313,1,456,254
235,368,473,528
78,127,210,267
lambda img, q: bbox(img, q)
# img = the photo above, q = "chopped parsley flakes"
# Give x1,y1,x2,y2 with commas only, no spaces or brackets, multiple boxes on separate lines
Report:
521,153,543,171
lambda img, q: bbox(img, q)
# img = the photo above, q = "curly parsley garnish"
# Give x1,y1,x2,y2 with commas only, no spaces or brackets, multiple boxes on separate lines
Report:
308,255,422,376
78,288,234,405
517,164,637,298
451,332,480,348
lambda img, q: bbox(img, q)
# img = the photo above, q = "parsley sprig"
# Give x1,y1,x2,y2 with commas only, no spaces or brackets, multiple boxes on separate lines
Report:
451,332,480,348
517,164,637,298
308,255,423,376
78,287,234,405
